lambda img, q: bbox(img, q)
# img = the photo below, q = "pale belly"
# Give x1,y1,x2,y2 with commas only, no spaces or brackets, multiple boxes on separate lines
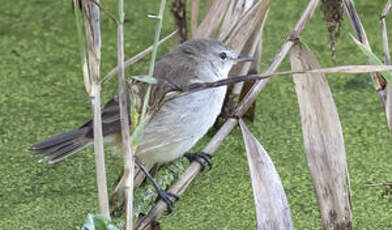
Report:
136,86,226,165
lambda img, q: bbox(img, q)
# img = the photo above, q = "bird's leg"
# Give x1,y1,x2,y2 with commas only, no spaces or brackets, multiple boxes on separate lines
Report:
136,160,179,214
183,151,213,171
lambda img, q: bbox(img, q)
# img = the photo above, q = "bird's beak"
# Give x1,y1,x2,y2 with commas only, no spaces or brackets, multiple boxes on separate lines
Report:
237,55,254,62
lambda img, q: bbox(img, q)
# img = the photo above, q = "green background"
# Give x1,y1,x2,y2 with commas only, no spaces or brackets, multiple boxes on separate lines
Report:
0,0,391,229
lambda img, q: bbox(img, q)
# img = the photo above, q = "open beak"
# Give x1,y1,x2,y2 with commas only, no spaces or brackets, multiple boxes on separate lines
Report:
237,55,254,62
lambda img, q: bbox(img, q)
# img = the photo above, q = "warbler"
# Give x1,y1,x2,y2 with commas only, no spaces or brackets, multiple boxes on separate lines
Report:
30,38,253,211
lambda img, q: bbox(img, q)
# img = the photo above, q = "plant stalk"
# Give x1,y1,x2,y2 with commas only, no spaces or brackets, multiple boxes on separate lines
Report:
141,0,166,121
82,0,110,216
117,0,134,229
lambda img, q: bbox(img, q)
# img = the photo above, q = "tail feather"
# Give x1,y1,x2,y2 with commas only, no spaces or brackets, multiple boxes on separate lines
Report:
43,142,91,164
29,128,86,150
30,127,92,164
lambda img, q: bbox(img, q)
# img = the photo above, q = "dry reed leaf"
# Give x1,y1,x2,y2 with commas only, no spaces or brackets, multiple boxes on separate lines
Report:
232,7,269,121
220,4,269,122
232,7,268,90
239,119,294,230
82,60,91,95
193,0,230,38
190,0,199,37
217,1,239,40
234,0,320,117
290,42,352,229
207,0,214,9
223,0,271,52
218,0,255,41
239,41,263,121
230,7,268,78
218,0,271,123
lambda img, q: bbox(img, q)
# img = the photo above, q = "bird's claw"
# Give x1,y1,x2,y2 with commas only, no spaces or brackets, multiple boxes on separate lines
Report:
157,190,179,214
184,152,213,171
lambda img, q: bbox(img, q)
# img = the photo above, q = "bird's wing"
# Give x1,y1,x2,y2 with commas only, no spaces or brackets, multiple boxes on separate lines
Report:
82,54,198,138
136,53,198,115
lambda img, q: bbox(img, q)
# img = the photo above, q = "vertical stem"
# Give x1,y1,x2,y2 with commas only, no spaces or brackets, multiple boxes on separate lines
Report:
82,0,109,216
141,0,166,121
117,0,135,229
148,0,166,77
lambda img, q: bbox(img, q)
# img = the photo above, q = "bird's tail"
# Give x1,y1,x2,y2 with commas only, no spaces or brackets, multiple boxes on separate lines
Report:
29,127,92,164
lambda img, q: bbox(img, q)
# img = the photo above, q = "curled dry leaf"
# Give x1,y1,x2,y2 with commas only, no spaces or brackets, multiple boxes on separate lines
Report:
290,42,352,229
239,119,294,230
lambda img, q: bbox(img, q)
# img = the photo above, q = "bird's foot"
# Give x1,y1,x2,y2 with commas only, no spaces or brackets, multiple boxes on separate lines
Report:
157,189,179,214
184,152,212,171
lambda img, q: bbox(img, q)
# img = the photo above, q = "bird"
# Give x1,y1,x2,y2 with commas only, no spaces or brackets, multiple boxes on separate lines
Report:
29,38,253,212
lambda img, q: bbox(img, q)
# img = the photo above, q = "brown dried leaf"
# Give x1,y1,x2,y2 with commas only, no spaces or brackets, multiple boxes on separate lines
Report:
190,0,199,37
221,5,269,123
193,0,230,38
223,0,271,52
239,119,294,230
290,42,352,229
218,0,255,41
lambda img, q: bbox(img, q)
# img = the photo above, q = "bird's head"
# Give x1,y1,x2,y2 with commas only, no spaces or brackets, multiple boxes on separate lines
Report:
176,39,254,78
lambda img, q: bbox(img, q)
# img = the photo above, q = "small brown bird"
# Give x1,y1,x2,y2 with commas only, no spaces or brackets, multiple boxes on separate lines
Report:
29,38,252,211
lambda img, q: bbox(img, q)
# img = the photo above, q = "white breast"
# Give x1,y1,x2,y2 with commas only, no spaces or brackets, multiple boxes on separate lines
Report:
136,85,227,165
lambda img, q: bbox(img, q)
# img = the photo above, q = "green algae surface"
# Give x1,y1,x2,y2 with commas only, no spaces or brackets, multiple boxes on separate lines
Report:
1,0,391,229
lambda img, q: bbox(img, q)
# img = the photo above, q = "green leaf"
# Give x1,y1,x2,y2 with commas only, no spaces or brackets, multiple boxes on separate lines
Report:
131,116,150,148
80,214,121,230
131,75,158,84
351,34,392,84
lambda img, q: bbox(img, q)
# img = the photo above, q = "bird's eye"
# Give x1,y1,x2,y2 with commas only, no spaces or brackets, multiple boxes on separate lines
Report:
219,52,227,60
